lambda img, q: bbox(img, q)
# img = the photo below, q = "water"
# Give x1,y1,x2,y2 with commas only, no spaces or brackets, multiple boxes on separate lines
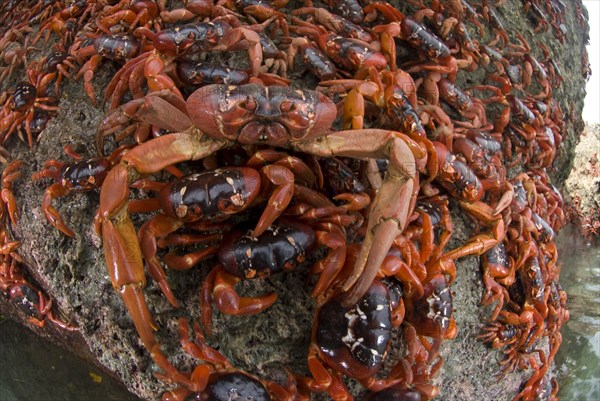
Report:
556,225,600,400
0,317,141,401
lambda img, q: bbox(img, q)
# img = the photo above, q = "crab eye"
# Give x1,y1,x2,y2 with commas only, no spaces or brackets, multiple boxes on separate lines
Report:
243,96,257,111
280,100,295,113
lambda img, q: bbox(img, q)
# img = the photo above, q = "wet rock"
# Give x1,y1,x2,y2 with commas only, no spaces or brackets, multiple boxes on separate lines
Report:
564,123,600,238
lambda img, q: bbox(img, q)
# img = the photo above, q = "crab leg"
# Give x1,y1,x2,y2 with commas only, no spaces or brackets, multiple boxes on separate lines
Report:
442,199,506,262
212,27,263,77
210,266,278,315
97,89,190,151
200,266,278,337
96,131,227,388
247,149,317,187
296,129,418,306
302,344,353,400
252,164,295,237
310,230,347,297
40,183,76,237
1,160,22,225
138,214,185,307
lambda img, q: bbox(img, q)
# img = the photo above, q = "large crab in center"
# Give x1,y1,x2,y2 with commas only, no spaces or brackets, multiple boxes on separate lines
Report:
95,83,420,387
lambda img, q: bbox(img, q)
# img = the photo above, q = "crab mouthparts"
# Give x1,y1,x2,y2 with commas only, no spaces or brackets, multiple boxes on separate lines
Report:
239,121,289,147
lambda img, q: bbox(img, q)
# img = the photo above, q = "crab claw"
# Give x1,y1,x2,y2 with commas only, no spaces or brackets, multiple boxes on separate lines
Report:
341,164,417,306
295,129,419,307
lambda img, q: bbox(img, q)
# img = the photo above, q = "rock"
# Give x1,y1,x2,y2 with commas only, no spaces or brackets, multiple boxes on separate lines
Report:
564,123,600,238
0,0,590,400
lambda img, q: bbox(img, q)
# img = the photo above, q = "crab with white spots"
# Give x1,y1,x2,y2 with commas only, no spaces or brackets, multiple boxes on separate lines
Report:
92,82,421,388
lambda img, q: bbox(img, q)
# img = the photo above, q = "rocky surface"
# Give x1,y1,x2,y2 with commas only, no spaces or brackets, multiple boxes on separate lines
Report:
564,123,600,238
0,1,590,400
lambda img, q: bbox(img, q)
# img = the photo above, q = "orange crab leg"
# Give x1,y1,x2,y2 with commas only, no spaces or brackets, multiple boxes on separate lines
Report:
96,10,138,34
302,344,352,400
179,319,230,367
253,164,294,237
127,59,148,100
442,199,507,262
310,230,346,297
103,220,192,386
103,53,149,109
78,54,102,106
138,214,185,307
297,129,418,306
212,267,278,315
157,232,222,248
40,183,76,237
163,244,219,271
213,28,263,77
1,160,22,225
333,193,371,211
379,253,424,299
101,207,192,387
96,131,228,387
144,53,182,97
443,218,504,262
247,149,317,187
201,266,277,336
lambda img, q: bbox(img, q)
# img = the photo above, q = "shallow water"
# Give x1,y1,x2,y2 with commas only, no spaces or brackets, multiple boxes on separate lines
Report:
0,317,141,401
555,225,600,400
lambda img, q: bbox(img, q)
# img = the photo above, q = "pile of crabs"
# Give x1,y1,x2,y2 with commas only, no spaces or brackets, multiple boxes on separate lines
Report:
0,0,586,400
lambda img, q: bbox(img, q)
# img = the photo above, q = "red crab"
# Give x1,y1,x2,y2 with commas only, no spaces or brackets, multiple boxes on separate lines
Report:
133,165,355,315
200,212,351,336
32,145,130,237
364,2,470,80
103,18,270,109
0,76,59,147
299,278,407,400
319,66,437,183
0,221,75,331
159,318,305,401
299,242,444,400
92,83,419,386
